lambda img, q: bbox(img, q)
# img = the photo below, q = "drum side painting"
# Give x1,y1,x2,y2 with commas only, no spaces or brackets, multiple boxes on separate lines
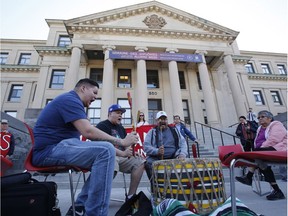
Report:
152,158,226,214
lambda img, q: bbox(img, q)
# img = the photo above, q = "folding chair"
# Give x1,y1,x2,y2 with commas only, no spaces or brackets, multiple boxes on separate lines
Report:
218,144,269,196
23,123,87,216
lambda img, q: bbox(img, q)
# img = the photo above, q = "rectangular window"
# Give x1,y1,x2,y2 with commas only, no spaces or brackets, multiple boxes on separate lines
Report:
277,65,287,75
4,111,17,118
18,53,31,65
182,100,191,124
179,71,186,89
8,85,23,102
147,70,159,88
253,90,265,105
196,72,202,90
245,63,255,73
118,69,131,88
270,91,282,105
50,70,65,89
148,99,162,125
118,99,131,125
87,99,101,125
90,68,103,88
0,52,8,64
261,64,271,74
58,36,71,47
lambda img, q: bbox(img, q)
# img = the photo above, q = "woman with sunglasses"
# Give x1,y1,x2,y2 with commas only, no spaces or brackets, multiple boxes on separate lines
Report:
137,112,149,127
236,110,287,200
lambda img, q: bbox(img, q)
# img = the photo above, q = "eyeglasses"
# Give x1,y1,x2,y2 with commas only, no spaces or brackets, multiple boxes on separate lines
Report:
257,116,267,119
139,115,144,117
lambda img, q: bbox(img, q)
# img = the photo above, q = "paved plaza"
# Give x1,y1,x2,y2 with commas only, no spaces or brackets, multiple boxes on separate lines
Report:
36,167,287,216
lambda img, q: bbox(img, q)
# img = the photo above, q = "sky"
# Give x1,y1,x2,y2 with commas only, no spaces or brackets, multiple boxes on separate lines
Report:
0,0,287,53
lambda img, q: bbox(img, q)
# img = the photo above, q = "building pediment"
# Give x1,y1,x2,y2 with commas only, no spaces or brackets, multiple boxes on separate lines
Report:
64,1,239,43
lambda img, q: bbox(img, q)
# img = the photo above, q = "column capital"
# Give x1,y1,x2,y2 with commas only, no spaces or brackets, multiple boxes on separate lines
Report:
69,44,83,50
102,45,116,52
135,46,148,52
195,50,207,55
166,48,178,53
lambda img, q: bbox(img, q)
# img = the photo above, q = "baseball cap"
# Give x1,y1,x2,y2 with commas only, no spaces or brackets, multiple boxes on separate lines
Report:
156,111,167,119
1,119,8,124
108,104,126,113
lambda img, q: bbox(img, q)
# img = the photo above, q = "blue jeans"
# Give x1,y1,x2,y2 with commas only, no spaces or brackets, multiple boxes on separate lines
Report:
40,138,115,216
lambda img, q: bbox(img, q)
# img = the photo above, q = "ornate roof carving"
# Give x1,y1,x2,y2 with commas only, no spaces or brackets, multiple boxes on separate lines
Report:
143,14,167,29
64,1,239,43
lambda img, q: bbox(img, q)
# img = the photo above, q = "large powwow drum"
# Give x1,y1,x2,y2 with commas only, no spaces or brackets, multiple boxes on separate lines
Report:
152,158,226,214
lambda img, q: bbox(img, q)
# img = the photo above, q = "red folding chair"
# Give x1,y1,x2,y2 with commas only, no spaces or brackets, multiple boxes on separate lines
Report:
23,123,87,216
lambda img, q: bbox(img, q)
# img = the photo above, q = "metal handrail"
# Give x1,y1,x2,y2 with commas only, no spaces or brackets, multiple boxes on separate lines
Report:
190,121,240,157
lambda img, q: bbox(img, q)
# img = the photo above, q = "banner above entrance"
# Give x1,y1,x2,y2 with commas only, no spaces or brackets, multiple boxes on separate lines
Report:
109,50,203,63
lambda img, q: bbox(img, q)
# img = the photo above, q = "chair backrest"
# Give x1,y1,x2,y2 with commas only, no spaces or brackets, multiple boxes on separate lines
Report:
23,123,86,173
23,123,72,172
218,144,244,166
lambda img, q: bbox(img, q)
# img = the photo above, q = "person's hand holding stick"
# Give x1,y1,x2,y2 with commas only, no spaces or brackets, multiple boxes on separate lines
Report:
127,92,136,157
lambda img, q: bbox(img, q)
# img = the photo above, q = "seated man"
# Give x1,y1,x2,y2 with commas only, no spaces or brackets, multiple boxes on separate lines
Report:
32,79,138,216
96,104,145,200
144,111,188,182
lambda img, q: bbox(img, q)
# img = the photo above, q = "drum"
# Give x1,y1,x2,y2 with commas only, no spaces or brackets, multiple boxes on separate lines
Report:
152,158,226,214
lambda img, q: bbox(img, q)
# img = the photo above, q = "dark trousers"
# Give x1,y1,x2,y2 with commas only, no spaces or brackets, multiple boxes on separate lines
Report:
254,146,277,183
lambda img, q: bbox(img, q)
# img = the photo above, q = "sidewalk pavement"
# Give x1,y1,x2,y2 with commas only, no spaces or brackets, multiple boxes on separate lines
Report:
52,167,287,216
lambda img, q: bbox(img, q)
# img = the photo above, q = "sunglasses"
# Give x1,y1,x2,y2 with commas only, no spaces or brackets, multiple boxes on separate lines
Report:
257,115,267,119
139,115,144,117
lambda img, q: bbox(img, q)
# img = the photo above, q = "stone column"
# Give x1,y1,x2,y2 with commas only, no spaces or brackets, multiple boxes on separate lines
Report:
196,50,218,125
101,45,116,120
65,45,82,90
223,54,246,117
135,46,148,117
32,65,50,108
166,48,184,119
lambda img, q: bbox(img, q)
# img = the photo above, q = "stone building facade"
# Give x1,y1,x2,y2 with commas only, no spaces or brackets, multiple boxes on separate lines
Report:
1,1,287,127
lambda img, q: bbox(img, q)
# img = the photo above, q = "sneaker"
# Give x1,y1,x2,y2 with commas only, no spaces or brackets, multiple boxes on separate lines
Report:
235,176,252,186
66,205,85,216
266,190,285,200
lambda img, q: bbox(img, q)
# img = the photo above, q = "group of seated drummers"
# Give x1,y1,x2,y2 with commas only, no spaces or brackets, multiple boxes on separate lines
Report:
31,79,287,216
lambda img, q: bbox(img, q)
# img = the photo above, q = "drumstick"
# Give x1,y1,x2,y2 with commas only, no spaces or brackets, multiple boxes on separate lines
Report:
127,92,135,156
160,126,164,160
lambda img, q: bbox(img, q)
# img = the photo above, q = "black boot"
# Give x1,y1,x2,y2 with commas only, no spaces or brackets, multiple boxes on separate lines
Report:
266,190,285,200
235,171,253,186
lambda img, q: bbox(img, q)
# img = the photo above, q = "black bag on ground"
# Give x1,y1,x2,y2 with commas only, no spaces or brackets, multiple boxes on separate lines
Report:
1,172,61,216
115,191,152,216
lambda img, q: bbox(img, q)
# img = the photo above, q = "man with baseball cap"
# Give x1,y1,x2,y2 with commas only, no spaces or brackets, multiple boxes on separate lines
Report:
97,104,145,200
144,111,188,182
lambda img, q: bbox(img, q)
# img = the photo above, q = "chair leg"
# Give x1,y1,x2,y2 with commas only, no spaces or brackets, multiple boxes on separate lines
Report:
68,169,76,216
123,172,128,200
252,169,270,196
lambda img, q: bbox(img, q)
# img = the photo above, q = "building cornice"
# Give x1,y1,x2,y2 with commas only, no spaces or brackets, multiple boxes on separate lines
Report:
248,74,287,81
66,26,236,42
0,65,40,72
34,46,71,56
231,55,252,63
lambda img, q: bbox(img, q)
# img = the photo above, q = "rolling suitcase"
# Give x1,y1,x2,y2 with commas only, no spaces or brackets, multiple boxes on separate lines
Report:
1,172,61,216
